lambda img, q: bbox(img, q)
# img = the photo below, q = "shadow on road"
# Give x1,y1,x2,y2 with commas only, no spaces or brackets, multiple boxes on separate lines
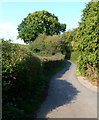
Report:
36,60,80,118
54,60,72,78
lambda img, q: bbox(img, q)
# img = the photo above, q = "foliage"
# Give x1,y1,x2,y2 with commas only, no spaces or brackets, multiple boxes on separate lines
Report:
76,1,98,80
40,58,65,82
30,32,72,59
59,31,73,59
30,34,61,55
3,103,26,120
2,39,41,119
70,51,80,64
70,28,79,51
17,10,66,43
2,39,65,119
2,39,41,100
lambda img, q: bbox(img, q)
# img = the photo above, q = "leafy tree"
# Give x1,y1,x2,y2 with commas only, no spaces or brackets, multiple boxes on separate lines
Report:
70,28,79,51
17,10,66,43
59,31,73,59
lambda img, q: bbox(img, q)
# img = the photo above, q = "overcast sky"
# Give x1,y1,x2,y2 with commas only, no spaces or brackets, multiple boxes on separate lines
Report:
0,0,91,44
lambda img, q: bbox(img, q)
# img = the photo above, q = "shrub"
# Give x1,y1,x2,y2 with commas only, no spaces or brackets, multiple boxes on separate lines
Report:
2,39,65,119
30,34,61,55
2,39,41,119
59,31,72,59
76,1,98,81
2,39,41,102
3,103,25,120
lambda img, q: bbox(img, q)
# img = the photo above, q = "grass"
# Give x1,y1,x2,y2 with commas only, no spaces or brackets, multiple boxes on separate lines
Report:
34,52,52,57
75,66,81,76
70,51,81,76
52,53,65,60
35,52,65,61
70,51,80,64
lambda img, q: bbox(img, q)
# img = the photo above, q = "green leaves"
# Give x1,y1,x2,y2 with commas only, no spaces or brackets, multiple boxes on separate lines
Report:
17,10,66,43
30,34,61,55
76,1,98,80
2,39,65,119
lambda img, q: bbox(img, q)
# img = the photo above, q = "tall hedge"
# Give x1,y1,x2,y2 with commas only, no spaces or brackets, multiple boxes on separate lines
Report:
2,39,41,101
77,1,98,80
2,39,41,119
2,39,65,119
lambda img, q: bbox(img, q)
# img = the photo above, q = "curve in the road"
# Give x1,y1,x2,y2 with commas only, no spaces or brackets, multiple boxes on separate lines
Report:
36,60,97,118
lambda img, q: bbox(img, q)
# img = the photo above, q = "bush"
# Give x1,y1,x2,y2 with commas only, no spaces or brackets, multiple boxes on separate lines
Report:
76,2,98,81
59,31,72,59
2,39,66,119
30,34,61,55
2,39,41,119
2,39,41,102
3,103,25,120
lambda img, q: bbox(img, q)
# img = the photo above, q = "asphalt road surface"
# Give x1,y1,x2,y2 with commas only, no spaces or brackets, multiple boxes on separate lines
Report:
36,60,97,118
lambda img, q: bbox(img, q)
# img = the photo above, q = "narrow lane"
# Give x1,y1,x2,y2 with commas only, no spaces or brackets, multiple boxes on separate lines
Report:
36,61,97,118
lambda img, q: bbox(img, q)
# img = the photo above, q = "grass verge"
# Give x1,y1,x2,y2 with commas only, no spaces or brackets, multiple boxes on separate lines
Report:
70,51,80,64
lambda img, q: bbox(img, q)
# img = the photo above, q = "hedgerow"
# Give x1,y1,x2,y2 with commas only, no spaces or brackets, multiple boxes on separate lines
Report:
76,1,98,81
2,39,65,119
2,39,41,119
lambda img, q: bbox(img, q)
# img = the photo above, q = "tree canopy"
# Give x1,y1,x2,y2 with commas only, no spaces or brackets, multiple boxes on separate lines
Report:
17,10,66,43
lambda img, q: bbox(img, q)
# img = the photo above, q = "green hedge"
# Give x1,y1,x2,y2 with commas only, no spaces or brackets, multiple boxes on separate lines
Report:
2,39,42,119
2,39,65,119
76,2,98,81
